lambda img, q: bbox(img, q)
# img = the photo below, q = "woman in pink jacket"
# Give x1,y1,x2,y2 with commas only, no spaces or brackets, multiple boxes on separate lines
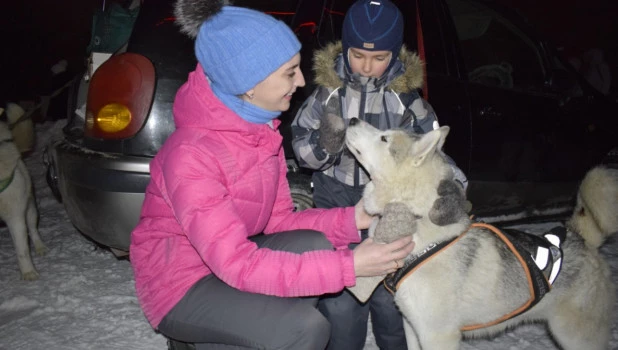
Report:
130,0,414,349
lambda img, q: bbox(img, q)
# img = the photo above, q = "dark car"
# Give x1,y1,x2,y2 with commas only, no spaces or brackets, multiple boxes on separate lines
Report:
45,0,617,255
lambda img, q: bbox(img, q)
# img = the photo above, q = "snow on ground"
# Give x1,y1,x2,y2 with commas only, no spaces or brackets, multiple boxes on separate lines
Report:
1,121,617,349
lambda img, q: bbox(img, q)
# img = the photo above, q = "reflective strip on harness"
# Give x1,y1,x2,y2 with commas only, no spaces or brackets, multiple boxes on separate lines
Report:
384,223,565,331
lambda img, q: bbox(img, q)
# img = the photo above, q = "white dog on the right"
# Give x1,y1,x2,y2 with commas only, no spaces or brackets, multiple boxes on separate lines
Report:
346,117,618,350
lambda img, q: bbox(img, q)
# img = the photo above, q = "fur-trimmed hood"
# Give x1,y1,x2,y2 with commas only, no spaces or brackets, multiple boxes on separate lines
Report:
312,41,425,93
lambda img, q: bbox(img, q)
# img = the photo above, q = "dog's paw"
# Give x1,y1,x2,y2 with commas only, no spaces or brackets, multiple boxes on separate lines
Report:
21,270,40,281
34,242,48,256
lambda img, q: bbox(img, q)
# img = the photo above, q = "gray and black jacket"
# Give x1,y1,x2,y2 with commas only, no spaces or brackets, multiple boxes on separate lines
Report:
292,42,465,188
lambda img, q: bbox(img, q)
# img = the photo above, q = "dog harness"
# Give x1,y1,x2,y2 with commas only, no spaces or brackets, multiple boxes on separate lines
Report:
384,222,565,331
0,137,17,193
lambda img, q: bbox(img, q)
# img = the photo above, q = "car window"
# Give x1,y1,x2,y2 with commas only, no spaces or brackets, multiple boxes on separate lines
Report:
445,0,546,91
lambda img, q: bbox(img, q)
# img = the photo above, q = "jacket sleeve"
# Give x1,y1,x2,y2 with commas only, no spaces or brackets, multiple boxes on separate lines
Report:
291,86,341,171
264,148,361,249
400,93,469,189
161,144,359,297
398,91,438,134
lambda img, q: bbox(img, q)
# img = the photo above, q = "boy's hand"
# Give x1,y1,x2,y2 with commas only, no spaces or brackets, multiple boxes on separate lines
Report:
318,113,346,154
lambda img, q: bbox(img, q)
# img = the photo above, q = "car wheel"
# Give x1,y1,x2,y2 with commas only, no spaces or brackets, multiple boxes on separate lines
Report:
287,173,314,212
43,145,62,202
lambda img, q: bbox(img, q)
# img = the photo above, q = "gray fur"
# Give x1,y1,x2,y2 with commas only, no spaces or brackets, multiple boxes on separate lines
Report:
428,179,467,226
174,0,231,38
456,234,480,273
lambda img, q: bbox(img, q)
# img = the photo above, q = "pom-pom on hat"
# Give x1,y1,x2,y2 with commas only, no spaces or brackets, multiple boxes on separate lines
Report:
174,0,301,95
342,0,404,73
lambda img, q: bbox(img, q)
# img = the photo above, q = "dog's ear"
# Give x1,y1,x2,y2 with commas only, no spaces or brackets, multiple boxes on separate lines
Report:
389,133,415,164
411,126,449,166
436,126,450,151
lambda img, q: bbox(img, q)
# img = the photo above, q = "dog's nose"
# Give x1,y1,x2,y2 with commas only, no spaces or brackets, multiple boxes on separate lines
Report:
349,118,359,126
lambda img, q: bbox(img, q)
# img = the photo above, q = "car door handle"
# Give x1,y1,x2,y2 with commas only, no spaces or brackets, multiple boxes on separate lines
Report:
478,106,502,118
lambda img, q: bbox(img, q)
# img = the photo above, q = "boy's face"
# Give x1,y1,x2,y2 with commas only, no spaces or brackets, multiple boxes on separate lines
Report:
348,47,392,78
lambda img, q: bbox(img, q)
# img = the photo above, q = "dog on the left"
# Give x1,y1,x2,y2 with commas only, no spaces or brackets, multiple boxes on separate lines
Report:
0,106,47,280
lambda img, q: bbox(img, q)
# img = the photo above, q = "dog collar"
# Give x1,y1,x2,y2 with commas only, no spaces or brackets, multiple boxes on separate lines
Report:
0,137,17,193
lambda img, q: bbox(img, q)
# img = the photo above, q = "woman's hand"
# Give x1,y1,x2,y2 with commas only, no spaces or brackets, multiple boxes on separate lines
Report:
354,199,373,230
353,236,415,277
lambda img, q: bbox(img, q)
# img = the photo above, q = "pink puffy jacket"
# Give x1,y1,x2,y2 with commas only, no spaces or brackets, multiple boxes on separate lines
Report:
130,65,361,328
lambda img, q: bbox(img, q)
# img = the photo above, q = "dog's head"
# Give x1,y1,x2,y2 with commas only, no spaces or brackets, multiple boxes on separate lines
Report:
345,118,451,214
346,118,470,245
567,166,618,249
345,118,449,181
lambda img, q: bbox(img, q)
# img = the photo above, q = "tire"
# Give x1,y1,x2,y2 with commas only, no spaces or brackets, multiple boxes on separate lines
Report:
287,172,314,212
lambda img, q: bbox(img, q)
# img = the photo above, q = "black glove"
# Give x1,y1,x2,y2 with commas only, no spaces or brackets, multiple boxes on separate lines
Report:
318,113,346,154
429,179,470,226
317,97,346,154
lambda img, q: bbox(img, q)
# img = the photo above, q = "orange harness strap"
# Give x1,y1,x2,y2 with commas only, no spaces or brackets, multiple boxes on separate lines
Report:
384,222,550,331
460,223,543,331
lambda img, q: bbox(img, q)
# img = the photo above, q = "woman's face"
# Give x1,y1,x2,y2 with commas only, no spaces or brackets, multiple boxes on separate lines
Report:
348,47,392,78
245,53,305,112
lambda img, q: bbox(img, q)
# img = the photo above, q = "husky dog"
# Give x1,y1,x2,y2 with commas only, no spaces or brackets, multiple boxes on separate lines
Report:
345,117,618,350
0,119,47,280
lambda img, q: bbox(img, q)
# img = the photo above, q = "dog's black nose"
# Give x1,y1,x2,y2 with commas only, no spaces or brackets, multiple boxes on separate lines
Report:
349,118,359,126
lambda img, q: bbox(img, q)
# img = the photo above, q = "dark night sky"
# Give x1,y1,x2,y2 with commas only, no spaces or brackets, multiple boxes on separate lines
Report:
1,0,616,102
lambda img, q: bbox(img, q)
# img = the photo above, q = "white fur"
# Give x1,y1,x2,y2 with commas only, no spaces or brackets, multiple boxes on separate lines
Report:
568,166,618,248
6,102,34,153
0,122,47,280
345,118,618,350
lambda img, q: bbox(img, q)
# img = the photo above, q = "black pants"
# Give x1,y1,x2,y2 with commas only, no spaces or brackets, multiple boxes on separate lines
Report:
312,172,407,350
158,230,332,350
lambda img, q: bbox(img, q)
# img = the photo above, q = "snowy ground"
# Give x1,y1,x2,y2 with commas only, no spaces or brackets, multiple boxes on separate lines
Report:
1,121,617,350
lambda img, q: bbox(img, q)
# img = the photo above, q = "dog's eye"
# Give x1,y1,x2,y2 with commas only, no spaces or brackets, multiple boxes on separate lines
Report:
381,136,388,142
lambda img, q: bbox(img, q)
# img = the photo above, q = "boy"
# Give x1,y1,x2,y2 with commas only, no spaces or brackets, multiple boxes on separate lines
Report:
291,0,467,348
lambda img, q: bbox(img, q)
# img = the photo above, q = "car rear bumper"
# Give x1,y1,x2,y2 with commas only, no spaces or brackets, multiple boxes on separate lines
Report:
46,140,151,251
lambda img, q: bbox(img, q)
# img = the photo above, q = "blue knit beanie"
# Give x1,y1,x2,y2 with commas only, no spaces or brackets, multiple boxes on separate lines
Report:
342,0,404,73
174,1,301,96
